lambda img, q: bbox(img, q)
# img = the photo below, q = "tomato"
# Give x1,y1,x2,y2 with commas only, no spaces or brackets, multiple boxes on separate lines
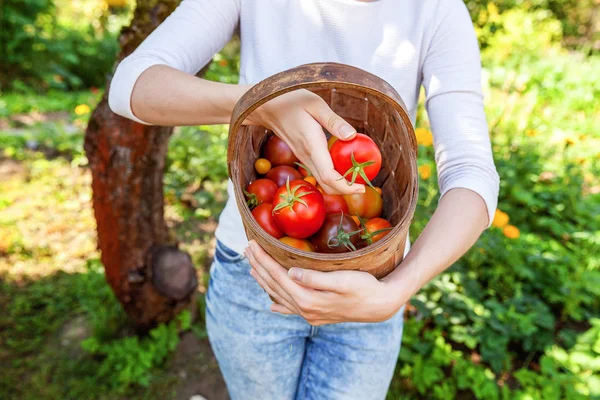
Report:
296,162,312,177
252,203,284,239
343,186,383,218
330,133,382,186
360,217,393,245
244,179,278,209
279,237,315,252
254,158,271,174
304,176,317,186
322,192,349,215
265,166,302,187
262,135,299,166
374,187,383,196
272,180,326,239
311,213,362,253
327,136,338,150
350,215,361,226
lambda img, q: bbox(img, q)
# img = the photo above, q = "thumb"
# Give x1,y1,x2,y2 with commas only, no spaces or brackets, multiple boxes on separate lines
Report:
308,102,356,141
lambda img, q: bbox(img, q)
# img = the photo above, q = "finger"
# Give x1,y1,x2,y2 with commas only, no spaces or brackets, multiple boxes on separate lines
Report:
248,241,313,301
303,130,365,195
288,268,367,293
246,250,298,309
307,99,356,141
271,303,297,315
250,267,298,312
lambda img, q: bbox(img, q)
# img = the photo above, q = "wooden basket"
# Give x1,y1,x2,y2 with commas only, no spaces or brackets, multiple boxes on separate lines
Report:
227,63,418,279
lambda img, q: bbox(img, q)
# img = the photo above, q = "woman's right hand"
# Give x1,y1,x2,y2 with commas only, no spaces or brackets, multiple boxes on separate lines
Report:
247,89,365,195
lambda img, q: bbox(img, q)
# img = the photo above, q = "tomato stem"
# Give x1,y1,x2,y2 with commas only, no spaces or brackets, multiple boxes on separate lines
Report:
339,152,376,188
326,213,363,251
244,189,260,209
294,162,312,177
272,178,311,214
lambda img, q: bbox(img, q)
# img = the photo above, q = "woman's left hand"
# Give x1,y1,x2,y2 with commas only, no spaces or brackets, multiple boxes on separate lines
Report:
244,240,405,326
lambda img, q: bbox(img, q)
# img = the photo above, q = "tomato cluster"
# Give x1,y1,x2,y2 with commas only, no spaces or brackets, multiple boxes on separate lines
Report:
244,134,393,253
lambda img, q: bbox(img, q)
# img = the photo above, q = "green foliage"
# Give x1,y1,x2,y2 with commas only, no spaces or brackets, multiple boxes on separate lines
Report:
394,11,600,396
464,0,599,52
81,311,191,391
0,0,129,91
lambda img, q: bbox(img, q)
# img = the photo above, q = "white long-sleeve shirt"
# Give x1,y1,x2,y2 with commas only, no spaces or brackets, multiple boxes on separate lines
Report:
109,0,500,255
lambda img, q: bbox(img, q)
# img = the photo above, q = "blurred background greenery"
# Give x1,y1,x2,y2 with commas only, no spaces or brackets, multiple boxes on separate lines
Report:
0,1,599,399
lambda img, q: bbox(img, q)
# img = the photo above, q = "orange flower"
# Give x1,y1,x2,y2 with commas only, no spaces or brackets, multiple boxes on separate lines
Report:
492,209,509,228
415,128,433,147
74,104,91,115
503,225,520,239
419,164,431,180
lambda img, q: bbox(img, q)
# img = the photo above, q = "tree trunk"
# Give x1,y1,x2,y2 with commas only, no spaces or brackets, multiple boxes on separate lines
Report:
84,0,199,330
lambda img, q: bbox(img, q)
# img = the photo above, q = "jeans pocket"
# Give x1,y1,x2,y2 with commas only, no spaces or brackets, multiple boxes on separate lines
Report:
214,240,246,264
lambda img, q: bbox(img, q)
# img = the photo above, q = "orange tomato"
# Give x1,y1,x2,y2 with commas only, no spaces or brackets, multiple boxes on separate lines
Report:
374,187,383,196
304,176,317,186
343,186,383,219
350,215,362,226
279,237,315,252
361,218,392,245
255,158,272,175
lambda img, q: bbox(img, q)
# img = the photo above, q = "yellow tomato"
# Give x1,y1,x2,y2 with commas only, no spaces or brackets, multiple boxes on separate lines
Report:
254,158,272,175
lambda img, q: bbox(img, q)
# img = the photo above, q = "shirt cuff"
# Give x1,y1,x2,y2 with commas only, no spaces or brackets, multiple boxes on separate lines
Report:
439,176,499,228
108,57,167,125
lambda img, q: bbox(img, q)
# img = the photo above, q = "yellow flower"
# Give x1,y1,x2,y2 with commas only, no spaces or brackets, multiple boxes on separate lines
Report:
419,164,431,180
74,104,91,115
503,225,520,239
415,128,433,147
492,209,509,228
577,158,586,165
565,137,575,146
526,129,537,137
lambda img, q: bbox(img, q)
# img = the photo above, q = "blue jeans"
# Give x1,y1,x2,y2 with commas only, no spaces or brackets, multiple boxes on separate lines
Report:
206,240,404,400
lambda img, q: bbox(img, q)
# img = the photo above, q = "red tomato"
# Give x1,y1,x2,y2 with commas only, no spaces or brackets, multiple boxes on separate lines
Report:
251,203,284,239
262,135,299,166
265,166,302,187
272,180,326,239
279,237,315,252
330,133,382,186
296,162,311,177
360,217,393,245
311,213,362,253
343,186,383,218
322,192,349,215
244,179,278,209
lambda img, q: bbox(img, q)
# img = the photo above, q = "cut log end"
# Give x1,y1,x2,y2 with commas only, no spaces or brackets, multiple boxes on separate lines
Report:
150,245,198,301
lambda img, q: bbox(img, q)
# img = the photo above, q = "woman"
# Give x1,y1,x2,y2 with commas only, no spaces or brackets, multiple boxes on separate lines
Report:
109,0,500,398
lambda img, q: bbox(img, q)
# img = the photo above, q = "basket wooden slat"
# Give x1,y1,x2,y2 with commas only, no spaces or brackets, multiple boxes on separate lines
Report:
227,63,418,279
